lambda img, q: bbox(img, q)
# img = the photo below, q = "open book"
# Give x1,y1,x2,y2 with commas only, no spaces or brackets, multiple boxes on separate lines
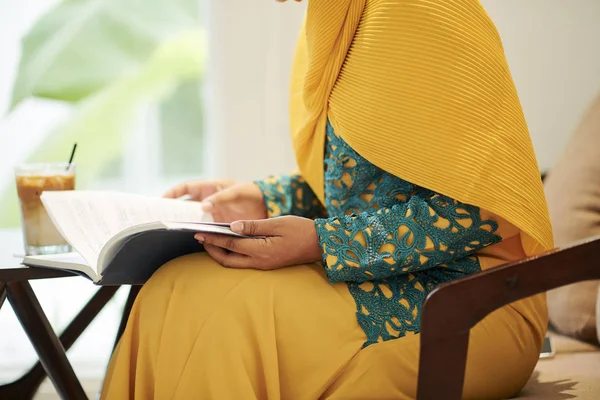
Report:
22,191,244,285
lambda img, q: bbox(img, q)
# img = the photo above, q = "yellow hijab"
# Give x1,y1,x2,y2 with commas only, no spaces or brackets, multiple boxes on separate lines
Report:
289,0,553,256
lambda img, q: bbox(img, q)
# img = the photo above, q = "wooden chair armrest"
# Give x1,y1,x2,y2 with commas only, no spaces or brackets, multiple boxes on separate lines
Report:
416,235,600,400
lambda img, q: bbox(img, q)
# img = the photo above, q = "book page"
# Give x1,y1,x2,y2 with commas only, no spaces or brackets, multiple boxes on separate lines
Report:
40,191,211,270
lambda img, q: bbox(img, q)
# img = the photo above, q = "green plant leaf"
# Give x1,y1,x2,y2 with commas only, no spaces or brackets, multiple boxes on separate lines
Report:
27,28,206,183
10,0,200,109
0,29,206,228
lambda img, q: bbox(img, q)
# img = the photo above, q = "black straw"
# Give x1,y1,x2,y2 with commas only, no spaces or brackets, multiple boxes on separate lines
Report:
66,143,77,170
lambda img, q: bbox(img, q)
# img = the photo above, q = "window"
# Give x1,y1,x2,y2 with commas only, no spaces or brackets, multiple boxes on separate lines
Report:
0,0,208,228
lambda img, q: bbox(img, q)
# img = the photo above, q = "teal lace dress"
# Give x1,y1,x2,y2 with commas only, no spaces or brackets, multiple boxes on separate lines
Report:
256,121,502,347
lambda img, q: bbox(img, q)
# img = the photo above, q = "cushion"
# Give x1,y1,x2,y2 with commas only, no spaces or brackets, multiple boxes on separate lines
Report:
544,93,600,344
516,332,600,399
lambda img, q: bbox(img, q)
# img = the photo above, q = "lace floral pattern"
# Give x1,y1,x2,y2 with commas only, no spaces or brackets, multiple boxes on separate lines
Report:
255,173,326,219
256,122,501,346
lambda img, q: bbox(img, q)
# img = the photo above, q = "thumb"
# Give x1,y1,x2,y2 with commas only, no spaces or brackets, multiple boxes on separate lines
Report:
201,187,237,213
231,219,280,237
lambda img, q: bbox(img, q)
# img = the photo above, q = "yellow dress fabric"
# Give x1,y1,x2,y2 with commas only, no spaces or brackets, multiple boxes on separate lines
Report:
102,254,540,399
102,1,552,398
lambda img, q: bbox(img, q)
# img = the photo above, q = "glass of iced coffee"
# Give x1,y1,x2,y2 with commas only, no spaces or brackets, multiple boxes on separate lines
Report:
15,163,76,255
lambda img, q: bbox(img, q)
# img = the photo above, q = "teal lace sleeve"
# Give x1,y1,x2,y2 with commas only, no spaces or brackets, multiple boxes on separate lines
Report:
315,192,502,283
254,173,327,219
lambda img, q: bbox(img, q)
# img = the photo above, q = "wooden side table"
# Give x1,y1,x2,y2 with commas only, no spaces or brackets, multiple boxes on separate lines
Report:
0,264,140,400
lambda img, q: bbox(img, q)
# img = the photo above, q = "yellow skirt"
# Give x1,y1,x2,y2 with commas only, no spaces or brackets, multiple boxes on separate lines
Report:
101,253,540,399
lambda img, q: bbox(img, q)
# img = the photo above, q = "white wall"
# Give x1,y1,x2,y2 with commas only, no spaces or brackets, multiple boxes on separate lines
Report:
482,0,600,172
205,0,305,181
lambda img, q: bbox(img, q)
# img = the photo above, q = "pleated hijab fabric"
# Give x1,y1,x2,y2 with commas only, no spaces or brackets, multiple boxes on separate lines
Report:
289,0,553,255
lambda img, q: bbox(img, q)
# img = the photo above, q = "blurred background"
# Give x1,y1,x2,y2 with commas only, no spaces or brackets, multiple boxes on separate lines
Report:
0,0,599,398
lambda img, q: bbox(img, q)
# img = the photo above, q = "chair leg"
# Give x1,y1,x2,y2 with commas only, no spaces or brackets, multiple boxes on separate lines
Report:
417,331,470,400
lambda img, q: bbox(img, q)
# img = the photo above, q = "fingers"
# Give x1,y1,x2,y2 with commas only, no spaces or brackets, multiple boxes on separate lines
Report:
202,188,238,209
203,244,253,268
163,181,223,200
230,218,282,237
201,188,241,221
195,233,265,256
162,182,190,199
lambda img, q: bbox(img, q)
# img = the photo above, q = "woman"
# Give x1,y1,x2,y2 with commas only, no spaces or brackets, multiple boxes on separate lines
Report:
102,1,554,399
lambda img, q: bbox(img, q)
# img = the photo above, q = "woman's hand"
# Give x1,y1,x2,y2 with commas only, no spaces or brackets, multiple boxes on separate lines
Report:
201,182,268,222
163,179,237,201
196,216,323,270
164,180,267,223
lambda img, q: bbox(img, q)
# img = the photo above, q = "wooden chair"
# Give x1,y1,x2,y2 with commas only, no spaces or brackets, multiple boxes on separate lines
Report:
416,235,600,399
